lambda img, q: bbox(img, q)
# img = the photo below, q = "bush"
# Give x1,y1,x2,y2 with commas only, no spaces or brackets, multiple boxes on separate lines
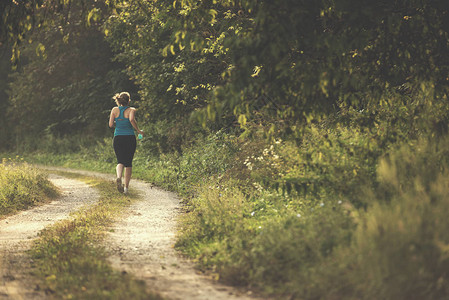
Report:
338,137,449,300
245,201,354,297
177,176,356,296
135,130,239,197
176,131,449,299
240,124,380,208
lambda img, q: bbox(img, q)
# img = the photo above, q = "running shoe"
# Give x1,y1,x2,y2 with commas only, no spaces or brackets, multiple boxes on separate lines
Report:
116,178,124,193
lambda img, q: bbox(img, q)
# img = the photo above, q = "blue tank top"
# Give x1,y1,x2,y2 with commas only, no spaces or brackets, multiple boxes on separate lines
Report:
114,106,135,136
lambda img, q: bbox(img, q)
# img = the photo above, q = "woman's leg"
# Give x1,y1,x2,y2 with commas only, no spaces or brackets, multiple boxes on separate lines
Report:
115,163,125,192
123,135,136,191
124,167,132,188
113,136,125,182
116,163,124,179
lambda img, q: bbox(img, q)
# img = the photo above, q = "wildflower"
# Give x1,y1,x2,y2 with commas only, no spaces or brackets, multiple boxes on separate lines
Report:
338,200,342,204
258,226,262,229
320,202,324,207
251,211,255,216
296,214,301,218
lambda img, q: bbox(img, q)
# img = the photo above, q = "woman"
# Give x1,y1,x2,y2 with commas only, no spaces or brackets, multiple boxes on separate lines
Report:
108,92,144,194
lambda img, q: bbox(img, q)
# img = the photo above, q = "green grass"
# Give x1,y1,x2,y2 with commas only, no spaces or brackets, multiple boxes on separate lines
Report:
0,157,59,218
29,171,163,300
177,136,449,299
19,128,449,299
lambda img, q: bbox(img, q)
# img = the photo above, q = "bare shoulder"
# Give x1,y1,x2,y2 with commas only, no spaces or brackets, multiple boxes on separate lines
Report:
111,106,119,115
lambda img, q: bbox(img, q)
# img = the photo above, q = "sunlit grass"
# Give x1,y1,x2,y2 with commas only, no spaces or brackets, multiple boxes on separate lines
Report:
0,157,59,218
30,172,163,300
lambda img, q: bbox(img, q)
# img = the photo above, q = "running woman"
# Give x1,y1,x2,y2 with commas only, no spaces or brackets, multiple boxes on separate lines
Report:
108,92,144,194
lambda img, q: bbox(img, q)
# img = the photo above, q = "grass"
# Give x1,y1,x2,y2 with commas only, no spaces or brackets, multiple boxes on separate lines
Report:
176,135,449,299
0,157,59,218
29,171,163,300
17,125,449,298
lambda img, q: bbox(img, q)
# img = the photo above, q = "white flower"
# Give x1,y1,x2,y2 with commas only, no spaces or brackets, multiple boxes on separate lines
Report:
296,214,301,218
251,211,255,216
320,202,324,207
338,200,342,205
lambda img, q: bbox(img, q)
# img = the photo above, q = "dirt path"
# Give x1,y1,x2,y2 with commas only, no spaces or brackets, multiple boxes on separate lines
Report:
39,167,263,300
105,180,259,300
0,174,99,299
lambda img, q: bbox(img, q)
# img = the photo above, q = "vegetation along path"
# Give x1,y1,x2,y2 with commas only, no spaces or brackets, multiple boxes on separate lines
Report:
0,174,99,299
33,167,263,300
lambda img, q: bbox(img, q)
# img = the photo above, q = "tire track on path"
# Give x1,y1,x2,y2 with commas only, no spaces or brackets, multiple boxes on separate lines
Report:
0,174,99,299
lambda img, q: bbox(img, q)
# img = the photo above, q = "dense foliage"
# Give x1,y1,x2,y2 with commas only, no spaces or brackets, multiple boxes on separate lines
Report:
3,1,135,151
2,0,449,150
104,0,449,128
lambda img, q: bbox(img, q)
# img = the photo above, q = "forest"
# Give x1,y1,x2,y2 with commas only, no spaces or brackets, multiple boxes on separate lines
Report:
1,0,449,299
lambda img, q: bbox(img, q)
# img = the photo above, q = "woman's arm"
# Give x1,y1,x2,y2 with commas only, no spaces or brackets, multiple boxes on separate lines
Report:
109,107,117,128
128,108,144,135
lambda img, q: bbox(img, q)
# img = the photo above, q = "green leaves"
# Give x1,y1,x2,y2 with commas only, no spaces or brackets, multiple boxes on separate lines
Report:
35,42,46,58
4,0,449,151
6,1,135,147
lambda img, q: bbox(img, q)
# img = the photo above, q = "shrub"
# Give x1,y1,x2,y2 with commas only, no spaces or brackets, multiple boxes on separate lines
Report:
176,175,356,296
135,130,239,197
245,201,355,297
339,137,449,300
243,124,379,208
176,133,449,299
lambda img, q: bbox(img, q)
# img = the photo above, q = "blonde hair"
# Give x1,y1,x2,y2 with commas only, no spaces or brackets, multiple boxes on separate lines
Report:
113,92,130,106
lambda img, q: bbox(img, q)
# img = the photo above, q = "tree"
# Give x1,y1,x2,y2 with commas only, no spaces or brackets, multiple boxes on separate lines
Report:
164,0,449,130
6,0,135,151
105,1,237,152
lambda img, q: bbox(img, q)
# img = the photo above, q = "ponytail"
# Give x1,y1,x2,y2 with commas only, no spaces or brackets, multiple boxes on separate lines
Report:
113,92,130,106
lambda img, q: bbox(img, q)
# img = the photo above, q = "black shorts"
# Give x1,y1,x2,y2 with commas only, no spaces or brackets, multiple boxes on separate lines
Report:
113,135,136,167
